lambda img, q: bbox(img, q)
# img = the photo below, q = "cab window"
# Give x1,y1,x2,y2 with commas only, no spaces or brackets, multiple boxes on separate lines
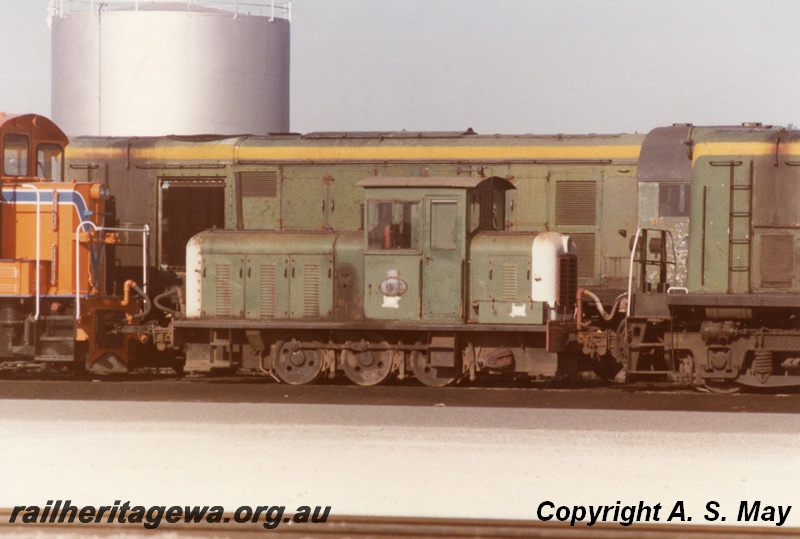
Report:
367,200,420,250
659,183,690,217
3,134,29,177
37,144,64,181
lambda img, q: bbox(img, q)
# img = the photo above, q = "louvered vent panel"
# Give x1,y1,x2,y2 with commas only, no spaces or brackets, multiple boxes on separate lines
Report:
501,264,518,301
557,255,578,308
555,181,596,226
0,267,19,294
303,264,320,317
760,235,793,288
259,264,277,319
569,233,596,280
215,264,232,317
240,171,278,198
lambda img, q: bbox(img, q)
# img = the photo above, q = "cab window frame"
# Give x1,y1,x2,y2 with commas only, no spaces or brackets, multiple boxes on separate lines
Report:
36,143,64,181
366,198,422,252
3,133,29,177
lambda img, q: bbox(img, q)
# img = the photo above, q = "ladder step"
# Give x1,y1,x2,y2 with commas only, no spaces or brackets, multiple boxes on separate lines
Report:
39,336,75,342
35,355,74,362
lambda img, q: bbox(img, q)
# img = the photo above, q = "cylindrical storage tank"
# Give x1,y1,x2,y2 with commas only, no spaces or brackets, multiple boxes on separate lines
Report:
50,1,290,136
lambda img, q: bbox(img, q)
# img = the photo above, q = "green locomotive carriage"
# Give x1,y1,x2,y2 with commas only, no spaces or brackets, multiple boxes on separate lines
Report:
618,124,800,391
171,176,580,386
65,130,644,296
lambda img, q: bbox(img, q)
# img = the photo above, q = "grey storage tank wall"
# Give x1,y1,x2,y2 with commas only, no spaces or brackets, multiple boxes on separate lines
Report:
50,1,290,136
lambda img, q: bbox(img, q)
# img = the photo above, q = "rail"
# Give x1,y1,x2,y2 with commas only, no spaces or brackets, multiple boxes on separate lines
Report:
48,0,291,23
0,512,795,538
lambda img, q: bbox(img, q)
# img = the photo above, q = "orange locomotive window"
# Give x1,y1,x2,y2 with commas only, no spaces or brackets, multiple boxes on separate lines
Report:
3,134,29,177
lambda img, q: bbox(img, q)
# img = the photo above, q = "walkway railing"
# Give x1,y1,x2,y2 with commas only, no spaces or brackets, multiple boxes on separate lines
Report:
48,0,291,23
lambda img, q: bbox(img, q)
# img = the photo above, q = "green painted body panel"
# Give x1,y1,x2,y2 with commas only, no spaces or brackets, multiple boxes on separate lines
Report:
684,125,800,295
364,254,421,321
475,301,544,324
469,232,547,324
331,231,365,320
194,231,336,320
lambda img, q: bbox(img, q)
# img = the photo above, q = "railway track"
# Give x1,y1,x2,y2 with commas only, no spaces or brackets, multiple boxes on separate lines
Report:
0,513,796,538
0,377,797,413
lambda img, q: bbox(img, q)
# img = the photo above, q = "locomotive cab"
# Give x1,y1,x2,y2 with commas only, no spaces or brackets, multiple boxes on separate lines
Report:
0,114,148,373
359,176,514,323
1,114,65,182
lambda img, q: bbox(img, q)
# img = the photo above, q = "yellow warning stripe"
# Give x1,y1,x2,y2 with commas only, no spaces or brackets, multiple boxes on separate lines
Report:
692,142,800,164
68,144,642,163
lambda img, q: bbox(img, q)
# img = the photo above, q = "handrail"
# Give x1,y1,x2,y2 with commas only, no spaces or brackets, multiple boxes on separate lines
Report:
626,228,643,317
626,227,678,317
48,0,290,23
74,223,150,320
19,185,42,321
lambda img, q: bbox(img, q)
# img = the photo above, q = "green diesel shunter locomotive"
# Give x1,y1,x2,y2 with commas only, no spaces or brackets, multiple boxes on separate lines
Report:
175,176,580,385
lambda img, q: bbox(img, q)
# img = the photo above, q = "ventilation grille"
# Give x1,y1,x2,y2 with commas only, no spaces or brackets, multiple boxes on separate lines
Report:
555,181,596,226
303,264,320,317
0,266,20,294
569,233,596,280
501,264,518,301
259,264,277,318
557,255,578,308
215,264,232,317
760,235,793,288
240,171,278,198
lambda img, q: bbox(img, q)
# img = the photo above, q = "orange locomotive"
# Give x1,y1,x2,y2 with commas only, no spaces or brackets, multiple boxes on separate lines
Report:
0,114,149,373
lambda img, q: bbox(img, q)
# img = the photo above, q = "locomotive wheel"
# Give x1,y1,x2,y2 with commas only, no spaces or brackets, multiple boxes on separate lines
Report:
341,333,393,386
410,350,457,387
701,379,741,394
273,335,324,385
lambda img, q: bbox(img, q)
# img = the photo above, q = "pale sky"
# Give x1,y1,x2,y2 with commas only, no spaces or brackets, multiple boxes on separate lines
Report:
1,0,799,134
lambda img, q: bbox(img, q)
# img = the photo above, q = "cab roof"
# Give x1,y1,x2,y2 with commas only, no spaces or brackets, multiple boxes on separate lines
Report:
0,114,68,146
